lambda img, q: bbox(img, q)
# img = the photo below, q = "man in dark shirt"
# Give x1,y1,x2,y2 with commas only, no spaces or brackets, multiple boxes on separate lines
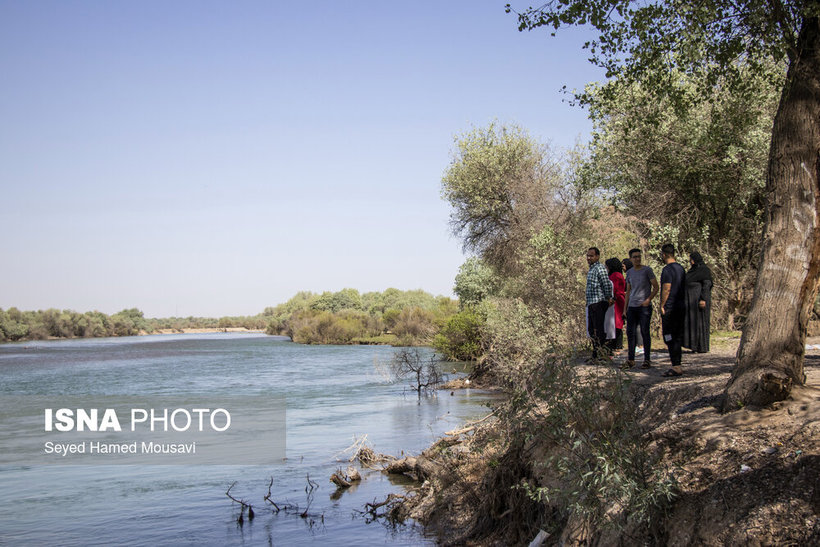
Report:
660,243,687,376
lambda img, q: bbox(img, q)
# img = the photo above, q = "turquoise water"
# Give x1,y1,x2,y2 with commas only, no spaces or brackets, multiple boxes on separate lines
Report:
0,333,493,546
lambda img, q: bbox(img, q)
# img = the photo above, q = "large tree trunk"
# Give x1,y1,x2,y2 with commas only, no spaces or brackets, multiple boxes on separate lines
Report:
724,16,820,409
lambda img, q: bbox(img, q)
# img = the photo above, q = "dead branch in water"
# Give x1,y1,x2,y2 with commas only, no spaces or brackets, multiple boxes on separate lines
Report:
226,482,255,525
359,493,408,523
335,434,371,462
336,434,396,469
229,475,324,526
330,466,362,489
388,348,443,394
263,477,281,512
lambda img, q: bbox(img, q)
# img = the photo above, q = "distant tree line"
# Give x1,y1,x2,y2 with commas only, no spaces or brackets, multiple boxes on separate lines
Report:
0,308,150,342
0,289,479,361
0,307,270,343
262,288,464,348
149,315,270,331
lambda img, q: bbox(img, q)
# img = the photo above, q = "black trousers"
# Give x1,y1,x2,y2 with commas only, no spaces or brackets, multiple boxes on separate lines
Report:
662,308,685,367
587,301,609,358
626,305,652,362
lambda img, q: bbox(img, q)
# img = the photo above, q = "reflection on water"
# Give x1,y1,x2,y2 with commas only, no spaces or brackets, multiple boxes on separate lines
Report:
0,333,494,545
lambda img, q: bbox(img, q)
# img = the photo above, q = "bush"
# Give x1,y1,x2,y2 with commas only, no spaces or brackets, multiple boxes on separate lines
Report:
432,308,484,361
392,307,436,342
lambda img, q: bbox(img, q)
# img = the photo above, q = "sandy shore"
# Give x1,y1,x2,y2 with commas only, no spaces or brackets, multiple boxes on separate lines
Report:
143,328,267,335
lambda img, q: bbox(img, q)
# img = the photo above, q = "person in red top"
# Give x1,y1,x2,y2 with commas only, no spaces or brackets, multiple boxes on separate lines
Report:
605,257,626,354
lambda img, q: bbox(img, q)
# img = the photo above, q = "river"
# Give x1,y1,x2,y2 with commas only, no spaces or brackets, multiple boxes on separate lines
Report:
0,333,493,546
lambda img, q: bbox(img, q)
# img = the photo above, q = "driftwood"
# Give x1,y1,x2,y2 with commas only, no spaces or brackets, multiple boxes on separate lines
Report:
360,493,408,523
384,455,439,482
330,466,362,489
330,473,350,488
444,411,496,436
335,434,392,468
430,435,462,452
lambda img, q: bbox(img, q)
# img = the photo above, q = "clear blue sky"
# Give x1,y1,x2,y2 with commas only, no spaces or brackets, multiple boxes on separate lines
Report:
0,1,605,318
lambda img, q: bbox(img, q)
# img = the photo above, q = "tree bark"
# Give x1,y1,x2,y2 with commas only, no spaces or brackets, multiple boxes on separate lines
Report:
724,16,820,409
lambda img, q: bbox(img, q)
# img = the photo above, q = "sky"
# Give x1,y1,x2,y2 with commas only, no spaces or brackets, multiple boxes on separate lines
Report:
0,1,606,318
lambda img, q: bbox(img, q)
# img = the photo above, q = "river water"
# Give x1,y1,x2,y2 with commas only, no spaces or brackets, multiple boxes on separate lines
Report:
0,333,493,546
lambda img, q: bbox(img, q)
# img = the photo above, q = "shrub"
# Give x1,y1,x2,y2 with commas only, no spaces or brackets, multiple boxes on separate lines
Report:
432,308,484,361
392,307,436,342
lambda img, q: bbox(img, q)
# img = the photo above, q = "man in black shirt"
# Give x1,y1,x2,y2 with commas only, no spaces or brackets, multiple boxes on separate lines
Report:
659,243,686,376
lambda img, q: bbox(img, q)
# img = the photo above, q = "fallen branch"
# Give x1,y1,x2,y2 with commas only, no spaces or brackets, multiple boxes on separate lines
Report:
445,410,496,436
330,465,362,489
263,477,281,512
330,471,351,488
360,493,408,523
384,455,439,482
335,434,370,462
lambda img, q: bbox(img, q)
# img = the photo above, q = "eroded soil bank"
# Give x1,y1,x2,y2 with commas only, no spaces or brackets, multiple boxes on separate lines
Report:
388,344,820,545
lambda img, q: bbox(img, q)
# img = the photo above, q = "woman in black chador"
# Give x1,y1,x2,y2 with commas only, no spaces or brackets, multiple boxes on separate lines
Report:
683,252,713,353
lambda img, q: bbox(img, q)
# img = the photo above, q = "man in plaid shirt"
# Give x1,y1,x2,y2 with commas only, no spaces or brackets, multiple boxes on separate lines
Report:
586,247,614,361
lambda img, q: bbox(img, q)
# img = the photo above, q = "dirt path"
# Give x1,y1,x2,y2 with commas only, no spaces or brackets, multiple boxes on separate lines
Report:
612,342,820,545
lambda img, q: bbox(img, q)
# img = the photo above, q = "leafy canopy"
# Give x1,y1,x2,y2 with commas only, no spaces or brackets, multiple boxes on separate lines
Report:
507,0,809,106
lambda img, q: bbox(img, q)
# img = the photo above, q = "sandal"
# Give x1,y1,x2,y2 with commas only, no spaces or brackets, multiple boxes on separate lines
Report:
662,369,683,377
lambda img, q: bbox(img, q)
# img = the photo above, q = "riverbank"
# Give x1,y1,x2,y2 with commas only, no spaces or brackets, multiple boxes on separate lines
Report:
390,341,820,545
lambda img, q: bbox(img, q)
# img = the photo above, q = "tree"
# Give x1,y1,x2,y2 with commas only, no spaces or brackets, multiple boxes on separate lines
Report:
510,0,820,408
432,308,484,361
441,123,597,379
441,122,573,274
388,348,443,394
311,288,363,314
453,257,500,308
110,308,148,336
582,66,777,329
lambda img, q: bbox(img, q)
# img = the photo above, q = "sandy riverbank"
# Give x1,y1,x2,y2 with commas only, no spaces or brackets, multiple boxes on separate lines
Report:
142,328,267,335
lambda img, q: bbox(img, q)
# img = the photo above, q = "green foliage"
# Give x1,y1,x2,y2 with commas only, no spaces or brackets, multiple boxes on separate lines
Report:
491,352,678,536
509,0,800,106
580,63,777,328
351,333,400,345
381,308,401,330
0,308,30,341
442,122,574,274
453,257,500,309
0,307,278,343
267,288,458,347
432,308,484,362
311,288,363,313
441,121,597,380
528,362,677,530
110,308,149,336
286,309,380,345
438,118,678,536
263,291,316,334
391,307,436,344
0,307,152,342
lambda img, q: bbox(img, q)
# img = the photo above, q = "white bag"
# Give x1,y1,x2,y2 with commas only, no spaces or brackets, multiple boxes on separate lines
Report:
604,305,616,340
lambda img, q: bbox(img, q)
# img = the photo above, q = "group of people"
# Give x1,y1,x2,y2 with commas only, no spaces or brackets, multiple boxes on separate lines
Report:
585,244,713,377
